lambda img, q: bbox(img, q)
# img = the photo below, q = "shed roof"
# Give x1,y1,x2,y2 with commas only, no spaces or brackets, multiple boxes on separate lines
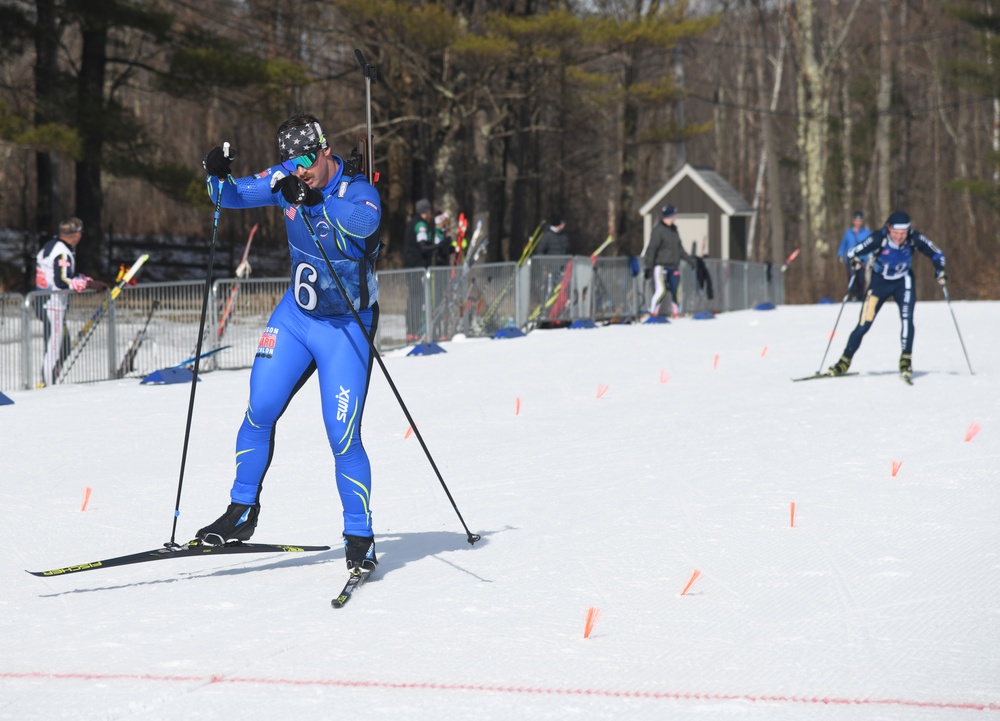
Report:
639,164,753,217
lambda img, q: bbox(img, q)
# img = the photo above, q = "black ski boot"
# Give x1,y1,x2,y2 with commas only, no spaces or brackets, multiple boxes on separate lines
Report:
344,534,377,572
196,503,259,546
827,354,852,376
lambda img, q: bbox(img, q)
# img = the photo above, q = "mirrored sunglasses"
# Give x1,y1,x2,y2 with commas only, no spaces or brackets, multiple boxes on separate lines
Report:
281,152,318,172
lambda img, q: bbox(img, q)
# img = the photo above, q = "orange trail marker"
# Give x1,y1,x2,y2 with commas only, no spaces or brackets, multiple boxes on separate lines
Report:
583,607,601,638
597,384,609,399
404,426,414,439
713,354,719,369
965,422,981,442
680,569,702,596
761,345,768,358
891,460,902,477
660,369,671,383
81,487,92,512
790,501,796,528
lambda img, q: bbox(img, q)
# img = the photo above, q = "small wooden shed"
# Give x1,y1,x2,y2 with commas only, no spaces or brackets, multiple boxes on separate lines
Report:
639,164,754,260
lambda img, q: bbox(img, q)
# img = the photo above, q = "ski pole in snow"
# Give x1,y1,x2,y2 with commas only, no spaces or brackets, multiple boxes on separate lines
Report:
941,285,974,374
300,212,481,546
816,271,858,375
168,145,232,547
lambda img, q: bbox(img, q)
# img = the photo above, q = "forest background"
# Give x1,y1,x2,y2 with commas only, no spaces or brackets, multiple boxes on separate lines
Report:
1,0,998,303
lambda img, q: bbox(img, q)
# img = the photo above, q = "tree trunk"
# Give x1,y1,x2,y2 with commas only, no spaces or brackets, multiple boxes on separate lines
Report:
34,0,60,236
788,0,863,287
749,0,786,265
790,0,830,280
735,15,748,189
840,70,854,222
874,0,892,220
74,19,108,274
472,107,490,225
617,49,640,252
674,43,687,173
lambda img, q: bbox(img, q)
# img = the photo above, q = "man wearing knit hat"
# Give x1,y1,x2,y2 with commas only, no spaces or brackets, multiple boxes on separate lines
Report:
643,204,693,318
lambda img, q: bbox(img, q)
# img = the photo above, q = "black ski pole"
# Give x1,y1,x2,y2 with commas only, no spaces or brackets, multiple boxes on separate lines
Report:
354,49,376,183
300,211,480,546
941,285,974,374
167,145,232,548
817,271,858,374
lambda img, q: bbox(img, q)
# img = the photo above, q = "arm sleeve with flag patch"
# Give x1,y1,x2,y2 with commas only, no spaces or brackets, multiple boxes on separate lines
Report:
206,171,280,210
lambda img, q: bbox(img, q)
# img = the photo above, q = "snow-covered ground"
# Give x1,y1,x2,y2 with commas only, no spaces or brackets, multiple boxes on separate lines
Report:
1,300,997,720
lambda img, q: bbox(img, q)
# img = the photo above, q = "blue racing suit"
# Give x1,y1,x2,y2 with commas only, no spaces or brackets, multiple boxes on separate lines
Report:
841,226,945,358
207,157,382,536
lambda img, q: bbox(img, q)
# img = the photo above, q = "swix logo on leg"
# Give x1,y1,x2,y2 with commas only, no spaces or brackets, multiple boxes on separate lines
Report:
256,326,279,359
336,385,351,422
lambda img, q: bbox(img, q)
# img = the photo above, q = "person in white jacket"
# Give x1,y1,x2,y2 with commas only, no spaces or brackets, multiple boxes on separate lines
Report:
34,217,106,386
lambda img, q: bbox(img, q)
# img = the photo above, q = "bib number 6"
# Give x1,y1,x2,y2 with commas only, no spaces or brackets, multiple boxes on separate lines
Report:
294,262,318,310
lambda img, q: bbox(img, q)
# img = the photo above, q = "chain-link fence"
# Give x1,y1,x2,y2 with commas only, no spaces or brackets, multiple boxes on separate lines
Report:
1,257,781,392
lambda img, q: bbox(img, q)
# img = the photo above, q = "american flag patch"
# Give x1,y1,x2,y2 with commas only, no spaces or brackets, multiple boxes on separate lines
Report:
365,200,378,212
285,206,297,221
259,170,269,178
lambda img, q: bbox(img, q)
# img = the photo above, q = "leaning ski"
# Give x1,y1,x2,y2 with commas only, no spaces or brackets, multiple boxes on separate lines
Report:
792,372,859,382
331,569,371,608
117,299,160,378
27,540,330,577
57,253,151,383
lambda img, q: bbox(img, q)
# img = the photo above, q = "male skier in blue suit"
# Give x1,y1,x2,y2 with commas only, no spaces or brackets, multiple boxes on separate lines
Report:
197,114,381,573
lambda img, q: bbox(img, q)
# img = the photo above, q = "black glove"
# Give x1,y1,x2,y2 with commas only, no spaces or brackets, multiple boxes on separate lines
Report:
936,269,947,286
271,174,324,206
85,278,108,292
202,144,236,179
643,268,652,280
850,256,864,271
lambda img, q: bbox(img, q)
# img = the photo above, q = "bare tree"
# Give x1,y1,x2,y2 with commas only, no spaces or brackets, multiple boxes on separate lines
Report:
785,0,863,285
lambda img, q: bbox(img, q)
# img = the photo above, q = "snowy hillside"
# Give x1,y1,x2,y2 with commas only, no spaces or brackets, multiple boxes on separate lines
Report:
1,300,997,720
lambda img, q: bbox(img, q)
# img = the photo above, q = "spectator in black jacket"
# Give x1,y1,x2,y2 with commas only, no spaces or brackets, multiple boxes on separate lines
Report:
536,214,569,255
402,198,434,268
643,204,693,317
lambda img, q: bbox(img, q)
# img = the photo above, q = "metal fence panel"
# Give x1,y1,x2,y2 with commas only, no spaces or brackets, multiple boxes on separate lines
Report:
591,257,635,321
213,278,290,370
25,289,116,387
526,256,573,325
464,262,519,337
109,281,209,379
0,293,24,391
425,265,468,341
678,263,711,315
374,268,424,351
7,257,783,391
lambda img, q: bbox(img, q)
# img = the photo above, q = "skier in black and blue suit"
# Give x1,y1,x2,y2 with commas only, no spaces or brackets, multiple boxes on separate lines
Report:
196,114,381,574
827,211,947,380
